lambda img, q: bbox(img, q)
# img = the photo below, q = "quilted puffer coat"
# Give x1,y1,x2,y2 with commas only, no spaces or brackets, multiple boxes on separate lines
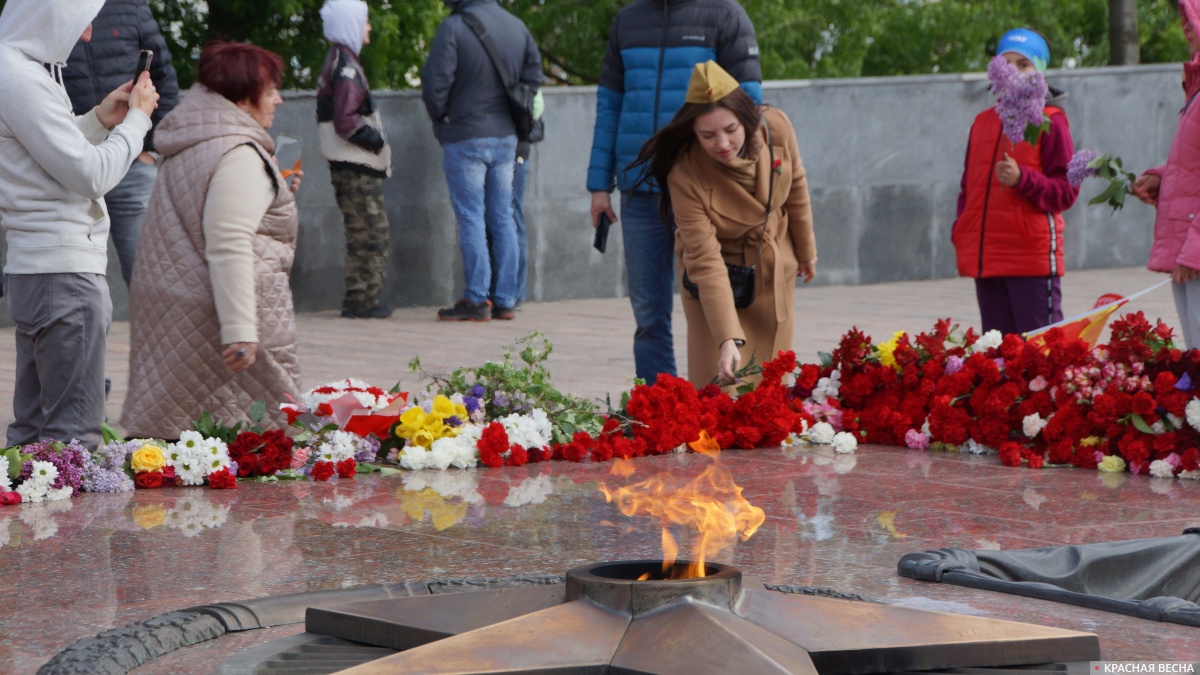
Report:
121,85,301,438
1145,0,1200,273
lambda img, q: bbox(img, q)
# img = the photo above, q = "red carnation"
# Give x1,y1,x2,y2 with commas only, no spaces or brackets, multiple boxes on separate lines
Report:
208,467,238,489
312,461,335,481
998,442,1023,467
506,445,529,466
135,471,164,489
478,422,510,468
336,458,357,479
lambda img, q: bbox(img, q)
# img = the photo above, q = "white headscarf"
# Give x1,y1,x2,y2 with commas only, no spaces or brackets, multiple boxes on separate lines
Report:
320,0,368,56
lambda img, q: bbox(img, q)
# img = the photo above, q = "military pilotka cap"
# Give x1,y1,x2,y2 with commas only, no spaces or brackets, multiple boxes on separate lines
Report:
685,60,739,104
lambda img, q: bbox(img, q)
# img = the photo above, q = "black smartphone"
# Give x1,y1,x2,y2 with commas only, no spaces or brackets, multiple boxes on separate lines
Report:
134,50,153,80
594,212,612,253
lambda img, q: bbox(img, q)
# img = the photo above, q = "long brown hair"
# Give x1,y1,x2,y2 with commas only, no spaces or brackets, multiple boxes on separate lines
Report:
631,87,763,223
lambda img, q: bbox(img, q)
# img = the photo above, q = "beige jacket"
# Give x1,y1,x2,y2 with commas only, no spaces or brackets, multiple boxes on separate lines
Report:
121,85,302,438
668,107,816,386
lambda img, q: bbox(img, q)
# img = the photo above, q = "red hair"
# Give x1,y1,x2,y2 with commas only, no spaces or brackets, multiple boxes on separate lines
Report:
197,42,284,104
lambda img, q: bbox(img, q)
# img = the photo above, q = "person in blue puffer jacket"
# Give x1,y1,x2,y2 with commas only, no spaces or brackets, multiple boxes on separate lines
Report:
587,0,761,385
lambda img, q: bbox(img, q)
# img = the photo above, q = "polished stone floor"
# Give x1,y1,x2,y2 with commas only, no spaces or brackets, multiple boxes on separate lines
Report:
1,267,1197,673
4,445,1200,674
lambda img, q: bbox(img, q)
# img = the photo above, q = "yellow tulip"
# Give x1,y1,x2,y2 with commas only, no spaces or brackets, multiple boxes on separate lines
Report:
432,395,456,419
453,403,469,420
412,428,436,448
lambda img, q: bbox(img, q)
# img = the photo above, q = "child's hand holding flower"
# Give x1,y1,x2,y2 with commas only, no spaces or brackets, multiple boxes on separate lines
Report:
995,153,1021,187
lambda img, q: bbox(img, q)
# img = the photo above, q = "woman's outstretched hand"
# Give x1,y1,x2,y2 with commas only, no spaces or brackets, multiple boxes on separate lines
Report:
718,338,742,386
797,257,817,283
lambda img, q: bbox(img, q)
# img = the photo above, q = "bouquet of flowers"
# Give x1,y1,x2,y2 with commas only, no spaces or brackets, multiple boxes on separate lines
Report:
988,55,1050,145
1,439,90,505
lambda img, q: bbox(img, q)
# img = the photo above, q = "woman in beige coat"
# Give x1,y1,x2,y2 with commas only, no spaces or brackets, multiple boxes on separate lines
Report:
122,42,302,438
634,61,817,386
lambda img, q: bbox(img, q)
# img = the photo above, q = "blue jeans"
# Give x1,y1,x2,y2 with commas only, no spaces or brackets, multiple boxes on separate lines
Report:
490,155,529,304
442,136,519,308
620,191,677,384
105,159,157,287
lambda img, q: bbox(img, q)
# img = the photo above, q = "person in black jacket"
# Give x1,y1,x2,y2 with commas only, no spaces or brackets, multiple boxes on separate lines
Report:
422,0,543,322
318,0,393,319
64,0,179,289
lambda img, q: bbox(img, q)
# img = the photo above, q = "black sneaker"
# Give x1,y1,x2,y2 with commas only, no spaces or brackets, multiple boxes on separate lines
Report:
341,305,394,319
437,299,491,322
492,304,515,320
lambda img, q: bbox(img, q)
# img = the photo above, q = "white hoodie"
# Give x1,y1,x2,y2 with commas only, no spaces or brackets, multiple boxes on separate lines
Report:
0,0,152,275
321,0,368,56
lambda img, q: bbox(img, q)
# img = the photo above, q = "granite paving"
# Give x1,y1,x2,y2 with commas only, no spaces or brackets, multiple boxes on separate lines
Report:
0,267,1197,674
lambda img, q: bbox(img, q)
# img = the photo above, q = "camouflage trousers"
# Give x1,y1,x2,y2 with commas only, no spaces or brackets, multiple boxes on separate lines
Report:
330,168,390,313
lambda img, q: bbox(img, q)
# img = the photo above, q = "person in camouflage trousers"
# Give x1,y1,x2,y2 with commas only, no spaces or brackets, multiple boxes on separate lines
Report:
330,169,389,314
318,0,394,318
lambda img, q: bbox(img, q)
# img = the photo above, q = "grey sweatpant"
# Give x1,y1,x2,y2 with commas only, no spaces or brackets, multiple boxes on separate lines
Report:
4,273,111,451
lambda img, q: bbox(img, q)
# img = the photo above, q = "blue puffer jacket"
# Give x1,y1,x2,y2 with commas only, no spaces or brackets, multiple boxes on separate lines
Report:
586,0,762,194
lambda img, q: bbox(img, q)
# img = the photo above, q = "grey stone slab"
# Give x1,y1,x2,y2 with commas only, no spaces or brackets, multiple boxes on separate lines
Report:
859,184,934,284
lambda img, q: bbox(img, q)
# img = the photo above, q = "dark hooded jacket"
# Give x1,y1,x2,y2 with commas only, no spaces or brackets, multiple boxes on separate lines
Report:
62,0,179,153
421,0,543,145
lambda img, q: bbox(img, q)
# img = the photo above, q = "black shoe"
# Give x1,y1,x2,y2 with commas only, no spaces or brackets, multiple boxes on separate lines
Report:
438,299,491,322
104,377,112,401
341,305,394,319
492,304,515,320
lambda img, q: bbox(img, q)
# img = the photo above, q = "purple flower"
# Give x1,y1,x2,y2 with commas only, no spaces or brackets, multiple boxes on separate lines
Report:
992,62,1049,145
1177,373,1193,391
464,396,481,414
945,356,964,375
470,384,486,399
1067,149,1101,187
81,465,134,493
354,435,381,463
987,55,1018,94
493,391,510,408
20,439,87,490
445,415,463,428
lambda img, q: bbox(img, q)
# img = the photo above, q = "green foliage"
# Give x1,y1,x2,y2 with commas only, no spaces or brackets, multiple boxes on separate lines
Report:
0,1,1189,87
410,332,604,444
193,406,266,444
1086,153,1138,212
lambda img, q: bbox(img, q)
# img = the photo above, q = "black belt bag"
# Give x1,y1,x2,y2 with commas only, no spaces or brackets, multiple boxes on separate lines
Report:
682,119,776,311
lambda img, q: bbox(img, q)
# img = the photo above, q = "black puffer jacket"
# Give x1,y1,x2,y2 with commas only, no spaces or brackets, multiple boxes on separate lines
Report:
421,0,542,146
63,0,180,152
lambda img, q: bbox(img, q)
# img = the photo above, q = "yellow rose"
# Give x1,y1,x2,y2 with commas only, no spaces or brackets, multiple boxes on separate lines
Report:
131,504,167,529
131,444,167,472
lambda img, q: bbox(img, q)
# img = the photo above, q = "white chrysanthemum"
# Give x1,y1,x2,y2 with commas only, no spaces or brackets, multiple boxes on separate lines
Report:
1187,399,1200,432
0,456,10,492
503,475,555,507
1022,413,1048,439
1149,460,1176,479
174,430,205,457
16,481,46,503
201,438,231,473
973,330,1003,352
175,459,207,486
832,432,857,454
805,422,836,445
28,460,58,488
44,486,73,502
780,433,802,449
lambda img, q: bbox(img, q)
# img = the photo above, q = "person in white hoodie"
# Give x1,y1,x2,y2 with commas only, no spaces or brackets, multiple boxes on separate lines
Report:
0,0,158,451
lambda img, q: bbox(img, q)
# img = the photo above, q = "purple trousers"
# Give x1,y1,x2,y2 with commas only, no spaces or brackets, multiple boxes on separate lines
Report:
974,276,1063,336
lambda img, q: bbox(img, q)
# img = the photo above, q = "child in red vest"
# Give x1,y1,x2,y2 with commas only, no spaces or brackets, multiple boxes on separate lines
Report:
952,28,1080,336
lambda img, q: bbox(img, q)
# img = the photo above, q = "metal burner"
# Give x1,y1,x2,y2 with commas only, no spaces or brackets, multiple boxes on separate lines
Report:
308,560,1099,674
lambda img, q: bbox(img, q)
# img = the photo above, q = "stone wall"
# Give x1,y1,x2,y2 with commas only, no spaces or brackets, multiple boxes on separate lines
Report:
0,64,1182,326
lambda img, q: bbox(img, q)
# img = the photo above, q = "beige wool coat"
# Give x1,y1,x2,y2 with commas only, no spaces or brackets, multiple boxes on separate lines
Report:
121,86,302,438
668,106,816,386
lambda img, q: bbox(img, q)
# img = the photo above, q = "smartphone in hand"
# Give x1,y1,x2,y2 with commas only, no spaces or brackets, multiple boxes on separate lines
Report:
134,50,153,81
594,212,612,254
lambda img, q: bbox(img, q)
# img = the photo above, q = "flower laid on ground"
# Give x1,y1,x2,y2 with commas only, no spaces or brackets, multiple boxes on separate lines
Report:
988,55,1050,145
227,429,294,477
166,431,231,486
1067,149,1137,212
0,439,92,505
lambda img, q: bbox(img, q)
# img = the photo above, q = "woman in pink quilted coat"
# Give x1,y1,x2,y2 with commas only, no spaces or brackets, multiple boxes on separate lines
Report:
121,42,303,438
1133,0,1200,348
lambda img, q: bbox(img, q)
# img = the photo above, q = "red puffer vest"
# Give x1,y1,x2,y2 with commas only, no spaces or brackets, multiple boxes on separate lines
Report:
953,106,1067,278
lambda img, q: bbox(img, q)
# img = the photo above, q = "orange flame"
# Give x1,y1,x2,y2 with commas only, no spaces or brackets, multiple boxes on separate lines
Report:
599,432,765,579
610,458,636,479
